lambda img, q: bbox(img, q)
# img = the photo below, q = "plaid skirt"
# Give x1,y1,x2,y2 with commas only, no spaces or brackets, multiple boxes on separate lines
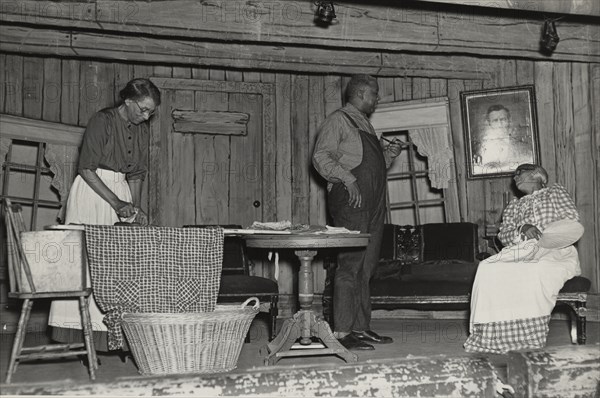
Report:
464,315,551,354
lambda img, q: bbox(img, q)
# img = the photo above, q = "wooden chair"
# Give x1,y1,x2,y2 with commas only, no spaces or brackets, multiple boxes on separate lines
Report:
184,225,279,341
3,199,97,383
554,277,590,344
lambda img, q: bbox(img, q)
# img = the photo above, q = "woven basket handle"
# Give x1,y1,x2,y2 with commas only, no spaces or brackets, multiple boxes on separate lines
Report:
241,297,260,310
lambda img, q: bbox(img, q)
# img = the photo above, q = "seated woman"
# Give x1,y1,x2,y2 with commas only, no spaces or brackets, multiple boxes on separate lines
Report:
464,163,582,354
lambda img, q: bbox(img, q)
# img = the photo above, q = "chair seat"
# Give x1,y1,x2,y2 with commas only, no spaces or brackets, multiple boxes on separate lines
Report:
217,274,280,342
183,225,279,341
219,275,278,295
559,276,591,293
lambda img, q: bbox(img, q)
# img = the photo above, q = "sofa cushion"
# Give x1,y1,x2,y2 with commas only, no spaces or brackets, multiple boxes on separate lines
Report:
370,278,474,297
370,222,480,299
370,261,478,296
372,260,411,280
420,222,478,263
405,262,479,282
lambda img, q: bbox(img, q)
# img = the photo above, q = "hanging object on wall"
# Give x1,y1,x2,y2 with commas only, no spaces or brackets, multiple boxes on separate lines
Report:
314,1,337,27
540,18,560,54
171,109,249,136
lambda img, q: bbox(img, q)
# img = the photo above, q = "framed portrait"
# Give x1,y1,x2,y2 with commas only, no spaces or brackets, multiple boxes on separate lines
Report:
460,85,540,179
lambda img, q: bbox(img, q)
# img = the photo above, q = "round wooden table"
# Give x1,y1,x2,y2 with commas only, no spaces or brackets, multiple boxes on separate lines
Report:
244,233,370,365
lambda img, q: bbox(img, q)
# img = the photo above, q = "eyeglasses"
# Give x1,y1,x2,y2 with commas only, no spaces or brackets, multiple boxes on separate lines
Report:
514,167,535,176
133,100,156,116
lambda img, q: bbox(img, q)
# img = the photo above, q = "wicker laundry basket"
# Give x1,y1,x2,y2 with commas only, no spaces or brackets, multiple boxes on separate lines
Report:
121,297,259,375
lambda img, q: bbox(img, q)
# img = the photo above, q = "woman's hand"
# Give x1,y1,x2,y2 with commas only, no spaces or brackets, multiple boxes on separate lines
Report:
135,208,149,226
114,200,136,219
521,223,542,240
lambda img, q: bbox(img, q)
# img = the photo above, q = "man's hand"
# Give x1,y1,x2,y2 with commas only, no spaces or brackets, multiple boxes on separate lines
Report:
521,223,542,240
387,139,402,158
346,182,362,208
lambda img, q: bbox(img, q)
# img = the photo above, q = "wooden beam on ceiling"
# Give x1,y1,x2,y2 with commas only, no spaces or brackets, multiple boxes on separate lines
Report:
0,25,499,79
0,1,597,62
411,0,600,17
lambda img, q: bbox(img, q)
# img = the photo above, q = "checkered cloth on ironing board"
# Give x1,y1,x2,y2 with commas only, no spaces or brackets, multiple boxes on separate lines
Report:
84,225,224,350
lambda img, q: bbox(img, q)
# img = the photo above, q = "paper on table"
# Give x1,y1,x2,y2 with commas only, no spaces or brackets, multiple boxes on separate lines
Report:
250,221,292,230
248,221,310,232
314,225,361,234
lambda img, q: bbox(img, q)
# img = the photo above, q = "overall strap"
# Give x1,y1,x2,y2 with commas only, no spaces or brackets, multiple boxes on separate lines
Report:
341,110,361,130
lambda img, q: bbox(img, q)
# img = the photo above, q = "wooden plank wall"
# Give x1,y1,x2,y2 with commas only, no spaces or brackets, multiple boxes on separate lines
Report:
1,54,598,308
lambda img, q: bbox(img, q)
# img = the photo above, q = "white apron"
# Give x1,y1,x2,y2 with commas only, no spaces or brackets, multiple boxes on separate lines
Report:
48,169,132,332
469,239,580,331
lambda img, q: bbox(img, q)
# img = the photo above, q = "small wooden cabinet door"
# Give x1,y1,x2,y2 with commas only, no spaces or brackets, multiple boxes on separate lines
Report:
148,77,276,227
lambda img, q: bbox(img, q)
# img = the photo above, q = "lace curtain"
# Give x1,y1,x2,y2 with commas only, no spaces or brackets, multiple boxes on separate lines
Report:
408,126,455,189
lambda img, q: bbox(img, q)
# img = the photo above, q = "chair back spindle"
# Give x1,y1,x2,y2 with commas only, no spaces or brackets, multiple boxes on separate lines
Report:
4,199,36,293
4,204,18,293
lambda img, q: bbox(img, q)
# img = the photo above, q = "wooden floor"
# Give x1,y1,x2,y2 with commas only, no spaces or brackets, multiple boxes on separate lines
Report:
1,310,598,390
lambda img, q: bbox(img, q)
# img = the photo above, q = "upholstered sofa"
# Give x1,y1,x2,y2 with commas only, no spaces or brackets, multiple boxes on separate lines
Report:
323,222,590,344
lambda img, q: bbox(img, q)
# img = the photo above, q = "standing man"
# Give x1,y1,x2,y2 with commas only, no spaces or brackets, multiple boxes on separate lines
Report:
313,74,402,350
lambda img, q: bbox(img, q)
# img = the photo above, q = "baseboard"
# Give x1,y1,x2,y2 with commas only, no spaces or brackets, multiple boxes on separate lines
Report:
372,309,468,320
371,310,587,321
311,292,600,322
371,295,600,322
1,303,50,334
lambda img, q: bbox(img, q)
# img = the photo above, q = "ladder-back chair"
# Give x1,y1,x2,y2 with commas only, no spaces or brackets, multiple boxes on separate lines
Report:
3,198,97,383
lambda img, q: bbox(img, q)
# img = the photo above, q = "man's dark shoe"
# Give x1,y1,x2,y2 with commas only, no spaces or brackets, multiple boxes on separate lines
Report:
337,333,375,350
353,330,393,344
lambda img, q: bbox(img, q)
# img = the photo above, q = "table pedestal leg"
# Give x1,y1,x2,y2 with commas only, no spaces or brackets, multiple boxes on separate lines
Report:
263,250,358,366
263,310,358,365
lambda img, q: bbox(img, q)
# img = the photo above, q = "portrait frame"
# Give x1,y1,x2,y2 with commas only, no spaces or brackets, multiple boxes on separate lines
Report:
460,85,540,179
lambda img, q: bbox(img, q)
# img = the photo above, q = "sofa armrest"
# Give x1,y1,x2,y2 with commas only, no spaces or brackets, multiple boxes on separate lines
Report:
477,252,492,261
